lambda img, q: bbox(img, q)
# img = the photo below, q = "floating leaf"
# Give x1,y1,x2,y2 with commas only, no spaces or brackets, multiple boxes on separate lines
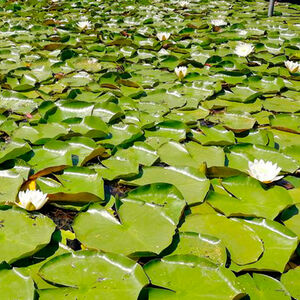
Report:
180,214,263,265
227,144,298,173
73,199,182,256
38,250,148,299
238,273,290,300
125,166,210,204
144,255,244,300
207,175,292,219
37,167,104,201
281,267,300,300
231,218,298,272
0,208,56,263
168,232,227,266
0,268,35,300
158,141,224,168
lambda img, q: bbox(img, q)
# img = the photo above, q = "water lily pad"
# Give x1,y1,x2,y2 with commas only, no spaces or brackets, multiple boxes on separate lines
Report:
231,218,298,272
145,120,187,142
158,141,224,168
66,116,109,138
0,169,27,203
281,204,300,238
238,273,290,300
28,137,105,174
124,183,185,224
73,199,182,256
180,214,263,265
0,208,56,263
263,97,300,113
125,166,210,204
270,114,300,133
0,138,31,164
0,90,39,114
227,144,298,173
207,175,292,219
144,255,244,300
208,112,256,132
191,125,235,146
219,85,262,102
38,250,148,299
37,166,104,201
101,123,143,146
281,267,300,300
13,123,69,144
0,268,35,300
168,232,227,265
46,101,94,122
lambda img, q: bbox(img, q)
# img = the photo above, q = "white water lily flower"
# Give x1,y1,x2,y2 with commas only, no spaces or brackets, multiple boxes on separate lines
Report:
16,189,48,211
156,32,171,41
234,42,254,57
77,21,92,30
248,159,283,183
175,66,188,80
237,30,248,36
211,19,227,26
285,60,300,73
158,48,169,56
179,1,189,8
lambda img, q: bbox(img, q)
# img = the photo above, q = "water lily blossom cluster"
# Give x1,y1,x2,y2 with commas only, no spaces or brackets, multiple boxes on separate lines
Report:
285,60,300,73
248,159,283,183
175,66,188,80
156,32,171,41
77,20,92,31
234,42,254,57
211,19,227,26
16,189,48,211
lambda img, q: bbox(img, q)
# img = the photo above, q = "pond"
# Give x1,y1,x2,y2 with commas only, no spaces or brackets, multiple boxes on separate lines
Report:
0,0,299,299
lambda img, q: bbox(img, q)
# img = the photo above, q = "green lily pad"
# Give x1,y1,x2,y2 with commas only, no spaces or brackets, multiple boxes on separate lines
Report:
0,208,56,263
92,102,124,123
37,166,104,201
180,214,263,265
28,137,106,173
0,90,40,114
13,123,69,144
247,76,285,94
125,166,210,204
231,218,298,272
0,138,31,164
0,169,27,203
168,232,227,266
38,250,148,299
144,255,244,300
281,267,300,300
73,198,182,256
100,123,143,146
263,97,300,113
158,141,224,168
124,183,185,224
227,143,299,173
207,175,292,219
0,268,35,300
281,204,300,238
145,120,187,142
270,114,300,133
219,85,262,102
191,125,235,146
66,116,109,138
208,112,256,132
238,273,290,300
46,101,94,123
